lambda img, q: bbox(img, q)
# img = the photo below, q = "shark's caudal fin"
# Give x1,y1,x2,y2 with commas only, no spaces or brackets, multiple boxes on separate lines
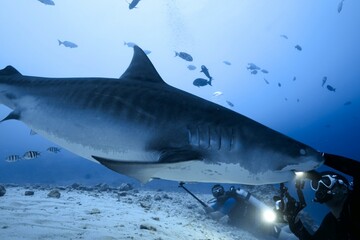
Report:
0,66,22,76
119,45,166,84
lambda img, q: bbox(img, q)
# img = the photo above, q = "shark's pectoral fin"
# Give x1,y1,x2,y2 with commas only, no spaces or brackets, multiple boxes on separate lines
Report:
0,110,21,122
158,148,204,163
92,155,202,183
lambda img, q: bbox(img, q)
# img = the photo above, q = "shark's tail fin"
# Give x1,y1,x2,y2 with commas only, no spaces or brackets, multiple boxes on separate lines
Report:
0,66,22,76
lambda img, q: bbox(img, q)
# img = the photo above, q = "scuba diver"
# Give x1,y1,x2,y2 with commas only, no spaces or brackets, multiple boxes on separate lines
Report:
285,171,360,239
179,182,282,238
204,184,254,225
273,162,360,240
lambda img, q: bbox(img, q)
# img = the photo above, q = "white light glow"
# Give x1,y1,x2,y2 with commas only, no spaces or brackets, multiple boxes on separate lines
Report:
263,209,276,223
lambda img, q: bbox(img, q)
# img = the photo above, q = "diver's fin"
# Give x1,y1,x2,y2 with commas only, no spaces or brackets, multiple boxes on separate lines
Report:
0,110,21,122
119,45,166,84
323,152,360,178
92,155,201,183
0,66,22,76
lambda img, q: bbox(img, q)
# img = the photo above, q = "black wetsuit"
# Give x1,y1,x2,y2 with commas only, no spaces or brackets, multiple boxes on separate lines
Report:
290,178,360,240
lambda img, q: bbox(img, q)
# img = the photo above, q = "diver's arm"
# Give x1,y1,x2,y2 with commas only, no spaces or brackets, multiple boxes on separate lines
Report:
288,218,313,240
208,211,226,220
204,204,226,220
206,198,236,221
289,213,335,240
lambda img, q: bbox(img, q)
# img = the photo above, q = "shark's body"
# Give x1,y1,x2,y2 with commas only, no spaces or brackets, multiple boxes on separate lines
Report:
0,46,323,184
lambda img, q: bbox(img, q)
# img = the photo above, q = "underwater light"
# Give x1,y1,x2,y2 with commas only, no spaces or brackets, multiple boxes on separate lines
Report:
262,209,277,223
295,171,304,178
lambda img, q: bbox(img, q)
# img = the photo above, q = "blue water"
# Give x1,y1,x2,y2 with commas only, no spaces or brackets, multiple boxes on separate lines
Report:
0,0,359,229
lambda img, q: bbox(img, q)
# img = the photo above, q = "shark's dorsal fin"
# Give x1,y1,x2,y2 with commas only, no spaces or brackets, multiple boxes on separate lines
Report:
120,45,166,84
0,110,21,122
0,66,22,76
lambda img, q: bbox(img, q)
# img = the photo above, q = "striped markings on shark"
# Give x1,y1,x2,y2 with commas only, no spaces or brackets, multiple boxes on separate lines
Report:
0,45,330,185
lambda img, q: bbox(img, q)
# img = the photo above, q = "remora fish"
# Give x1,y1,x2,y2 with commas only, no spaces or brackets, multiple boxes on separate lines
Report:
0,46,324,185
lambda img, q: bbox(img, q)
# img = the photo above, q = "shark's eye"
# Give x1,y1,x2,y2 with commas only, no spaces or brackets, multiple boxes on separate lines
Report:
299,149,307,155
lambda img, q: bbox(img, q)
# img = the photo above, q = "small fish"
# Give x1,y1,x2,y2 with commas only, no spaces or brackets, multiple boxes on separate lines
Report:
278,83,282,87
23,151,41,160
261,69,269,74
263,78,269,84
226,100,234,107
285,98,288,101
293,76,297,81
47,147,61,153
58,40,78,48
38,0,55,6
295,45,302,51
251,70,258,75
213,91,223,97
187,65,196,71
223,61,231,66
5,155,22,163
338,0,345,13
128,0,140,9
247,63,261,71
193,78,211,87
297,99,300,103
175,51,193,62
200,65,213,80
124,41,136,48
326,85,336,92
344,101,352,106
144,50,151,55
30,129,37,135
322,76,327,87
280,34,288,39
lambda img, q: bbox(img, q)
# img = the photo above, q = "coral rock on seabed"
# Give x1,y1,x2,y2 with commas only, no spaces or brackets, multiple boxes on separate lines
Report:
118,183,133,191
25,191,34,196
0,185,6,197
140,224,157,231
47,189,61,199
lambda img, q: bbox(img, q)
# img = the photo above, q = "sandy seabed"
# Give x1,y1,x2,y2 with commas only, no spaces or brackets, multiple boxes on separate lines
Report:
0,185,295,240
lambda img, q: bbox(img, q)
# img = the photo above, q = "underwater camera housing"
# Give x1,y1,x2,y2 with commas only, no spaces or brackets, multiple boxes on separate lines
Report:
273,172,311,223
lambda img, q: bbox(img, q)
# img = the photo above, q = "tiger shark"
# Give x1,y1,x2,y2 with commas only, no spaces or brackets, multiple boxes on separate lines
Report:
0,46,324,185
